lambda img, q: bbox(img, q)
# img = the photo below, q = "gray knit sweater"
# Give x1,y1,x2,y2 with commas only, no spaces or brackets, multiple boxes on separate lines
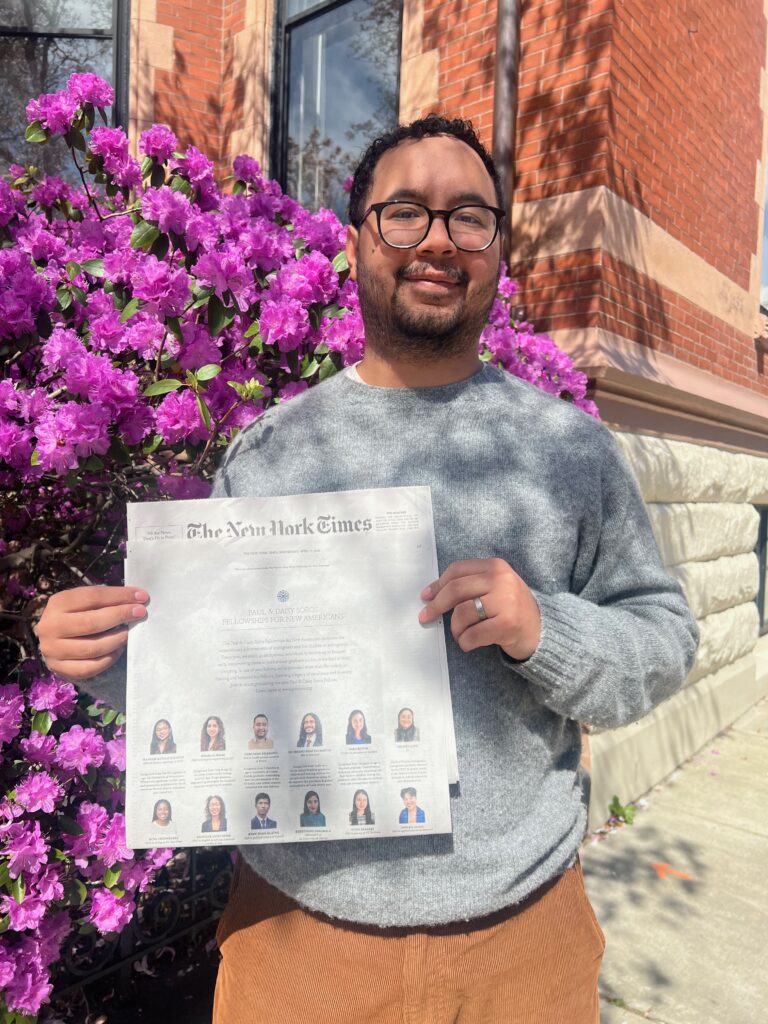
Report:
201,363,698,925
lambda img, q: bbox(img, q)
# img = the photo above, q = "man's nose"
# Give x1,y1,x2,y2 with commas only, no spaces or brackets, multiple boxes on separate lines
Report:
415,213,457,255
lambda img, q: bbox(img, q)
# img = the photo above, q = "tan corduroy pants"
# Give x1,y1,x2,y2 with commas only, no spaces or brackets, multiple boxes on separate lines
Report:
214,858,604,1024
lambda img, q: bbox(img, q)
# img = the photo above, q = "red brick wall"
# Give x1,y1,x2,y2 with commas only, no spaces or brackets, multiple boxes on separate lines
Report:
519,250,768,397
152,0,228,175
515,0,614,202
422,0,498,146
509,0,767,399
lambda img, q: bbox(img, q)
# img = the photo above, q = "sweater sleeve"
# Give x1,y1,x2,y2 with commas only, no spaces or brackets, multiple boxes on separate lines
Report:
504,436,699,730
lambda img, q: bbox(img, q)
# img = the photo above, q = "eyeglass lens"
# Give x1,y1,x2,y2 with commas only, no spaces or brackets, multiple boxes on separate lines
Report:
379,203,496,250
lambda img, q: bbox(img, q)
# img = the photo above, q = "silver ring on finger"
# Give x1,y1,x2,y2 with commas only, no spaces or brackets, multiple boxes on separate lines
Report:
473,597,488,622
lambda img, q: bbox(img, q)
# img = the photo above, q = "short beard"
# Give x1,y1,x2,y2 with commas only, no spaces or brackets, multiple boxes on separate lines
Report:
357,260,499,363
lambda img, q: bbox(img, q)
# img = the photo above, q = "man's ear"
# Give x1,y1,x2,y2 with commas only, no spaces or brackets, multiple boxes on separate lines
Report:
345,224,359,281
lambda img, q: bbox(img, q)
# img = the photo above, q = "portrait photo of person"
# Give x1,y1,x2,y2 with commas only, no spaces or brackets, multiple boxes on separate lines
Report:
349,788,374,825
149,718,177,755
151,799,172,827
345,709,371,745
299,791,326,828
394,707,420,743
201,794,227,833
201,715,226,752
251,792,277,830
248,713,273,750
297,712,322,748
399,787,426,824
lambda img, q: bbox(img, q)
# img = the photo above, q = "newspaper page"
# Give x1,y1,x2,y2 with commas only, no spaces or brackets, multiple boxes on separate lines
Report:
124,487,457,848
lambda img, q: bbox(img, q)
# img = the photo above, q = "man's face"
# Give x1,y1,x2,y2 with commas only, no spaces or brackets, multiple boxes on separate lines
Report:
346,135,501,360
303,715,316,735
253,716,268,739
256,798,270,818
403,792,417,811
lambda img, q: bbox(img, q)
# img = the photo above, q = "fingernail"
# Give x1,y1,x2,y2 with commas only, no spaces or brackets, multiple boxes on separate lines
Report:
418,608,429,623
421,584,434,600
132,605,148,619
134,590,149,602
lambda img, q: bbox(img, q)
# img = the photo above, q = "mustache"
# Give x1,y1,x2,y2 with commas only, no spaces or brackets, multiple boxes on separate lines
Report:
396,262,468,286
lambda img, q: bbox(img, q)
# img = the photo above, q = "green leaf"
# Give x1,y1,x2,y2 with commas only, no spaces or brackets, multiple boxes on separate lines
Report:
144,378,184,397
56,286,73,311
65,127,86,153
58,815,85,837
170,175,192,196
309,306,321,331
0,861,10,890
142,433,164,454
196,392,211,430
151,232,170,261
101,708,118,726
65,260,81,280
119,297,140,323
24,120,48,144
103,866,122,889
11,875,24,903
318,356,338,381
0,914,9,936
150,164,166,189
35,308,53,338
166,316,183,341
31,710,52,735
300,357,319,379
107,436,131,465
320,302,344,320
332,251,349,273
208,294,234,336
196,363,222,382
130,221,160,252
70,285,87,305
243,320,261,338
81,258,105,277
141,155,154,177
86,703,101,716
115,712,127,726
314,341,329,356
84,455,104,471
65,878,88,906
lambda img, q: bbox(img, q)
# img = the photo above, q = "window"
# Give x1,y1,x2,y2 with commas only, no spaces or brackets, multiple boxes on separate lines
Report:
757,505,768,637
0,0,129,179
274,0,401,219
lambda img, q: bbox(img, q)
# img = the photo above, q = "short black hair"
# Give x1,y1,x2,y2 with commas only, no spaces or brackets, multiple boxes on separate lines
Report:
348,114,503,226
254,792,270,806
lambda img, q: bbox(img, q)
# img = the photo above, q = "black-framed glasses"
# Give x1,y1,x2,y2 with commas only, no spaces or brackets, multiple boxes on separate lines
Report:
359,201,504,252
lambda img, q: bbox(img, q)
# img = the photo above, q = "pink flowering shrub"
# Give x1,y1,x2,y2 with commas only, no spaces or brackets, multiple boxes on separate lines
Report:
1,74,597,1021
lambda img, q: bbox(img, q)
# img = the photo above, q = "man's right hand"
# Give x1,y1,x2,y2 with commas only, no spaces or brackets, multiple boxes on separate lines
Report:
34,586,149,681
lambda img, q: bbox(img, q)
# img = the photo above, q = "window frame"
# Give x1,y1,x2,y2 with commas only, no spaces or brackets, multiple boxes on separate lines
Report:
270,0,402,208
0,0,131,129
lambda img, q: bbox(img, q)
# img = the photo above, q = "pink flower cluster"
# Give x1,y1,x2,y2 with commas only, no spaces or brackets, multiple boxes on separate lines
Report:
0,677,172,1017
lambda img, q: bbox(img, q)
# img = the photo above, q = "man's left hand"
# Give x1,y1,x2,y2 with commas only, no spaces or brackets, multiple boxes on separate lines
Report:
418,558,541,661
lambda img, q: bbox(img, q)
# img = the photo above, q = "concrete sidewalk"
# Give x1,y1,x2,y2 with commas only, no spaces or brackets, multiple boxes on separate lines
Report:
581,697,768,1024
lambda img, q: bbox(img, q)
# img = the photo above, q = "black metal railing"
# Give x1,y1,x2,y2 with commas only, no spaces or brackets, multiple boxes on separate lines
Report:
54,847,232,1002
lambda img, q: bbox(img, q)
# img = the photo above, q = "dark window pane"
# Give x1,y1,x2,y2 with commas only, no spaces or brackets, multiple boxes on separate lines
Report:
0,34,113,179
286,0,320,19
286,0,400,218
0,0,113,33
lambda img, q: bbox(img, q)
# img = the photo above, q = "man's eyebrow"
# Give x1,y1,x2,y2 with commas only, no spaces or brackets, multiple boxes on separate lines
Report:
384,189,494,206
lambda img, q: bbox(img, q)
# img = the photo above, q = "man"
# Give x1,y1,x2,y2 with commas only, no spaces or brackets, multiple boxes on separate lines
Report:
247,713,273,750
36,116,698,1023
250,793,277,830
